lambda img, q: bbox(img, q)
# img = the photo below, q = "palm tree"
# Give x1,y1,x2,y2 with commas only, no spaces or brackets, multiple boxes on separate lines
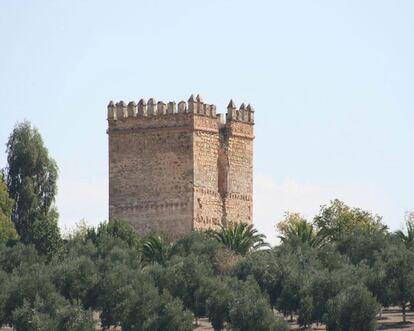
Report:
278,218,325,248
141,235,172,265
211,222,269,255
395,212,414,248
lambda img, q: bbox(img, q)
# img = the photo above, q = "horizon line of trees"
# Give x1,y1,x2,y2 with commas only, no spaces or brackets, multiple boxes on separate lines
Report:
1,120,414,331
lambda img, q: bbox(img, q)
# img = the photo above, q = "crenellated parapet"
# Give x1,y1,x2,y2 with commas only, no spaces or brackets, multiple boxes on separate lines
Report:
107,94,218,121
225,99,255,124
107,95,254,125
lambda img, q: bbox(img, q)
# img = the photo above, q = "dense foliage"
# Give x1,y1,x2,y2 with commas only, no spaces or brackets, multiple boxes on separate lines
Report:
0,176,18,243
0,221,289,330
1,122,413,330
1,210,414,330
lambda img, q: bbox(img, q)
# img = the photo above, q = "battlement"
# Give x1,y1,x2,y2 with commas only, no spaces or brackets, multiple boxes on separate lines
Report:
107,94,254,124
226,99,255,123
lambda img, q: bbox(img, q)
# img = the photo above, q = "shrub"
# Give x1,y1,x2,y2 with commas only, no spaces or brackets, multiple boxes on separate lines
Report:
172,230,221,262
0,270,10,325
87,219,140,250
233,250,284,308
11,298,95,331
4,265,65,325
325,284,380,331
0,242,43,273
204,278,233,331
96,264,137,328
11,298,57,331
228,278,288,331
150,254,213,316
143,292,193,331
51,255,99,308
56,301,95,331
29,208,62,258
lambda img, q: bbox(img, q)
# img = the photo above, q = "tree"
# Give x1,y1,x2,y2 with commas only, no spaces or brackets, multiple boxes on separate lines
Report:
0,270,10,325
11,298,95,331
142,235,172,265
277,212,324,248
0,176,18,243
51,255,99,309
107,271,192,331
276,264,302,321
150,254,213,319
203,277,233,331
228,278,288,331
314,199,387,243
1,261,96,330
395,211,414,249
211,223,269,255
142,292,193,331
4,121,59,244
297,264,365,327
87,219,141,250
0,242,44,274
325,285,380,331
233,250,284,308
11,298,57,331
201,275,288,331
3,264,64,325
96,264,135,328
30,207,62,258
55,301,95,331
172,230,221,262
380,244,414,323
366,258,391,312
335,229,389,266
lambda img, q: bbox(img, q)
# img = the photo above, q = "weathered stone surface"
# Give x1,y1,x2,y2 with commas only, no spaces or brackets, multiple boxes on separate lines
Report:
107,97,254,237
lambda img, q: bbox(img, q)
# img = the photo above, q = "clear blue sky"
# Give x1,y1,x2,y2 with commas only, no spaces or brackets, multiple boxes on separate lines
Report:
1,1,413,243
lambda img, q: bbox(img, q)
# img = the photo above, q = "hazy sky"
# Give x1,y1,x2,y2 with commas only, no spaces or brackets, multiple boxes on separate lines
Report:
1,1,413,244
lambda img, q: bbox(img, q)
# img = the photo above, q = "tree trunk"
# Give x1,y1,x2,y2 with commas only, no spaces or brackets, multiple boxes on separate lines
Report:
402,302,406,323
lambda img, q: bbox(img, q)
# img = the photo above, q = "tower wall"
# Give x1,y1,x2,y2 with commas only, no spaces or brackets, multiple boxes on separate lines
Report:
108,100,194,236
222,116,254,224
107,96,254,236
219,102,255,225
192,99,222,230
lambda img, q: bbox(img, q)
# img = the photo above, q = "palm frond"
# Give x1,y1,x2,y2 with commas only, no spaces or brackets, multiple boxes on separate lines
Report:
395,215,414,248
278,219,325,248
211,222,269,255
141,235,172,265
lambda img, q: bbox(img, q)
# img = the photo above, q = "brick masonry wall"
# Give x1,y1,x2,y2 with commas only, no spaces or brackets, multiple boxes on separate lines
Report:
108,114,194,236
223,120,254,224
193,115,223,230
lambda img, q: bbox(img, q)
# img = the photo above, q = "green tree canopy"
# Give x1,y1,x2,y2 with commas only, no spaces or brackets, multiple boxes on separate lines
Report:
5,121,58,242
0,176,18,243
379,244,414,322
277,212,324,248
211,222,269,255
228,278,289,331
86,219,141,251
314,199,387,243
325,284,380,331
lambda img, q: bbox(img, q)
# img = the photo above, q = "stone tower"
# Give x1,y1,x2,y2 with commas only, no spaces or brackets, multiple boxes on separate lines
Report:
107,95,254,236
